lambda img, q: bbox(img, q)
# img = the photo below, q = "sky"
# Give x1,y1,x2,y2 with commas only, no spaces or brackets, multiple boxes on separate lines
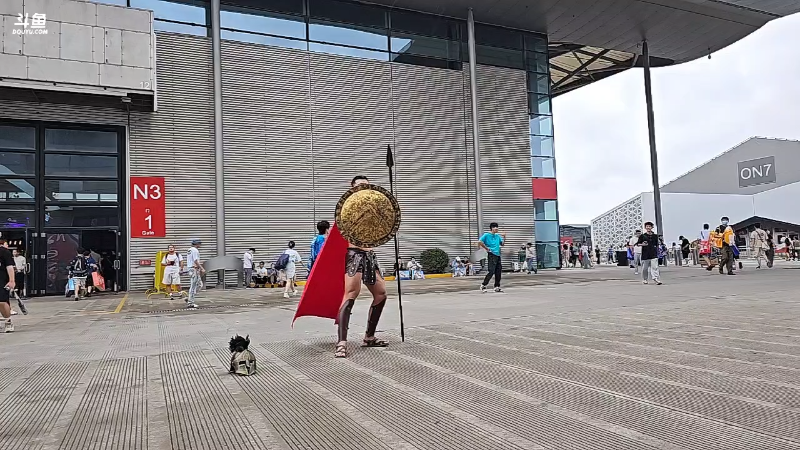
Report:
553,12,800,225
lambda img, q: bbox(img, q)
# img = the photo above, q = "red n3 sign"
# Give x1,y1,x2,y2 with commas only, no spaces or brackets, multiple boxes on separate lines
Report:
130,177,166,238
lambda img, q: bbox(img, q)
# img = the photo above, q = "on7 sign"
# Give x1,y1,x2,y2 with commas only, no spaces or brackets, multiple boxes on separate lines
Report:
130,177,166,238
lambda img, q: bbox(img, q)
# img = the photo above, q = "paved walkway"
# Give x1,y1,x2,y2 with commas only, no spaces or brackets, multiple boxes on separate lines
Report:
1,263,799,449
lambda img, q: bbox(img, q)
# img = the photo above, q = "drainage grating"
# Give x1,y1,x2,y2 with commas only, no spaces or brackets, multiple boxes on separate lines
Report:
263,341,523,450
468,320,800,408
159,350,270,450
209,347,393,450
392,336,799,450
0,362,89,450
59,357,147,450
347,343,661,450
478,319,800,387
425,323,800,442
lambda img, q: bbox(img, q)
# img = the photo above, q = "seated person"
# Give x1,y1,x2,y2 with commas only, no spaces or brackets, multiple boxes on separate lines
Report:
253,262,269,287
265,263,278,286
465,259,475,276
452,256,466,277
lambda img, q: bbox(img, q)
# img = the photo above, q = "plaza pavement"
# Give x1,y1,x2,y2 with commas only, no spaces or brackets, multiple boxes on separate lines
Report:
1,261,799,449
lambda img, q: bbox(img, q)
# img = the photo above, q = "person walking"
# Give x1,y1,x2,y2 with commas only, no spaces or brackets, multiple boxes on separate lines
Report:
524,242,537,274
243,248,255,288
281,241,302,299
793,237,800,261
0,240,17,332
186,239,205,308
478,222,505,293
749,223,769,269
766,232,775,268
12,249,26,299
679,236,691,265
637,222,662,285
716,217,736,275
629,230,643,274
580,243,592,269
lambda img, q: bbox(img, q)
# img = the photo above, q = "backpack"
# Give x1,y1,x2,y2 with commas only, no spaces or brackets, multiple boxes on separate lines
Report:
274,252,290,270
72,256,86,275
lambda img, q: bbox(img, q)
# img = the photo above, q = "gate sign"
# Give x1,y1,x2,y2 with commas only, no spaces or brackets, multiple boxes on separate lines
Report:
130,177,166,238
738,156,776,188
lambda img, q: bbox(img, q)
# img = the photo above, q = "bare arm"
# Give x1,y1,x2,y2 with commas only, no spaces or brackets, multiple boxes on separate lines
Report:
5,265,14,290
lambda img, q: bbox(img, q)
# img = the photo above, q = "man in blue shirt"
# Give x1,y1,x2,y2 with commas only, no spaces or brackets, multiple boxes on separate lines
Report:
309,220,330,272
478,222,506,293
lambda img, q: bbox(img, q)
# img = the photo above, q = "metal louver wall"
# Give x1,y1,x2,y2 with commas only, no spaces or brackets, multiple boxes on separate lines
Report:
463,64,535,268
196,39,535,276
220,41,313,271
308,53,395,268
390,63,474,262
128,33,216,290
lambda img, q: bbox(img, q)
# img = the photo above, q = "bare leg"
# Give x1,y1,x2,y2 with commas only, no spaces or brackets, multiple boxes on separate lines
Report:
336,272,362,357
0,303,10,319
363,272,388,346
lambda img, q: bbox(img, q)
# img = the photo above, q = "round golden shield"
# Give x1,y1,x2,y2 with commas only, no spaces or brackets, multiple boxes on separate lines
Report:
335,183,401,248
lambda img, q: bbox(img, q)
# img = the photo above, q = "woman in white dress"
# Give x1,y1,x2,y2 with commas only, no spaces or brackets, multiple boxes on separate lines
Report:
161,245,184,296
282,241,302,299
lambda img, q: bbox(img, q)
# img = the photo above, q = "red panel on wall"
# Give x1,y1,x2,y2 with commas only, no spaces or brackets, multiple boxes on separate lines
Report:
532,178,558,199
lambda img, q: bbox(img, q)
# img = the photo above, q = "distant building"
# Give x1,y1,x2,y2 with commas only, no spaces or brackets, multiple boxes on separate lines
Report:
592,137,800,251
560,224,592,248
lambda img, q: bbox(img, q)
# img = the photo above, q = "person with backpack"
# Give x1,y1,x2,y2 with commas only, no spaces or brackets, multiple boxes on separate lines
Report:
69,249,89,301
83,249,100,297
276,241,302,299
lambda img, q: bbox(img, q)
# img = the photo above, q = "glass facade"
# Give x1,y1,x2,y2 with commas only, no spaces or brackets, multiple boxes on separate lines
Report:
0,122,126,295
523,34,559,268
105,0,551,73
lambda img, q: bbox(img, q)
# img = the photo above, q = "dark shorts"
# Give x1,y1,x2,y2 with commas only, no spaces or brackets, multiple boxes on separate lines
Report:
345,248,381,285
0,287,9,304
86,273,94,287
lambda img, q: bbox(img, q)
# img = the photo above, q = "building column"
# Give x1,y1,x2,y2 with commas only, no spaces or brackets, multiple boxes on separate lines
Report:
642,40,663,234
211,0,225,256
467,8,484,233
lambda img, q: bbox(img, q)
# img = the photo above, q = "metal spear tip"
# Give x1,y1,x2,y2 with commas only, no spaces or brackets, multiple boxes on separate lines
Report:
385,145,394,168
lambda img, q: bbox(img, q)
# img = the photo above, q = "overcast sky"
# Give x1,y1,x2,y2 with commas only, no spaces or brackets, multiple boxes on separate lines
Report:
553,13,800,225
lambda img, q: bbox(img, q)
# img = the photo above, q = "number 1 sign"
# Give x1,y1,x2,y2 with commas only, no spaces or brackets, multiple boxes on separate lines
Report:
130,177,166,238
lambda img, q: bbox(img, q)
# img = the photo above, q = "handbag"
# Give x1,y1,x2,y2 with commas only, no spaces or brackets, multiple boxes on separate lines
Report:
92,272,106,291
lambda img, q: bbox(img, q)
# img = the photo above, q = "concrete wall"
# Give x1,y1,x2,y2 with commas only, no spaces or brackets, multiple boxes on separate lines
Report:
0,0,154,95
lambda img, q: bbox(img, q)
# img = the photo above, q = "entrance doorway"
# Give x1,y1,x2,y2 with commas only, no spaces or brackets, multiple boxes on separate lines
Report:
1,121,127,296
42,229,120,295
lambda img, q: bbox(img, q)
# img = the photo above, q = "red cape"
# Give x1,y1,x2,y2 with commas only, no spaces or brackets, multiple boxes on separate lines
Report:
292,223,348,326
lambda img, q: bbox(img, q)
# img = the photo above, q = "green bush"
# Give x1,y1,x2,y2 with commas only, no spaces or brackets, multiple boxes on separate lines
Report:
420,248,449,274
